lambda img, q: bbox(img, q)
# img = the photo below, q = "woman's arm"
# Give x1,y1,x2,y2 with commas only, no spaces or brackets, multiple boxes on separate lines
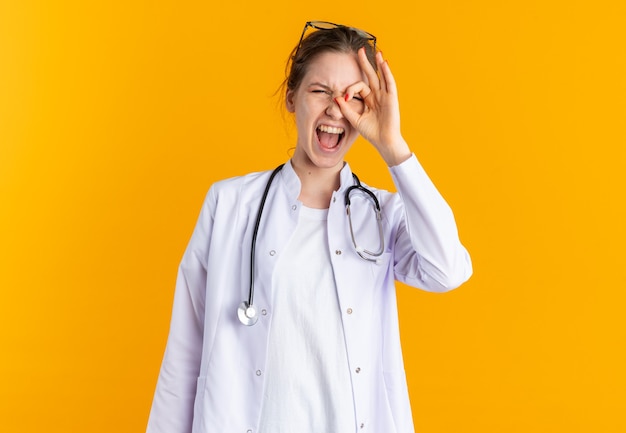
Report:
146,188,215,433
337,48,471,292
388,155,472,292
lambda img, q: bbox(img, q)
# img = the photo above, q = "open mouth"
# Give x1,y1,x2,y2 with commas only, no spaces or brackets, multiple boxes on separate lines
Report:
316,125,345,150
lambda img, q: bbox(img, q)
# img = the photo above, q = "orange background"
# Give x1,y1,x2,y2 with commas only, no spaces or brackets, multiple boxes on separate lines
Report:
1,1,625,432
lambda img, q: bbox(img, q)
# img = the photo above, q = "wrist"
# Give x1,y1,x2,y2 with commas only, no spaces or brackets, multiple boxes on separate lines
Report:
381,139,412,167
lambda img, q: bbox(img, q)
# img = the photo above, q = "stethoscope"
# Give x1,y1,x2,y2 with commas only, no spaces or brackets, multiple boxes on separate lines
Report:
237,164,385,326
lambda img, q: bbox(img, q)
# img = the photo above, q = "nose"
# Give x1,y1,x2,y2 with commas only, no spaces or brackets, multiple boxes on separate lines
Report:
325,96,343,119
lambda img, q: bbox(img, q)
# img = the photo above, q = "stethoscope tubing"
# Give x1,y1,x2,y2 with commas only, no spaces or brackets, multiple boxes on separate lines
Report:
239,164,384,326
247,164,285,307
345,173,384,261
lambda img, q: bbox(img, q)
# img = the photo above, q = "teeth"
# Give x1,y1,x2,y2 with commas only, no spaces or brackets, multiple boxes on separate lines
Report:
318,125,344,134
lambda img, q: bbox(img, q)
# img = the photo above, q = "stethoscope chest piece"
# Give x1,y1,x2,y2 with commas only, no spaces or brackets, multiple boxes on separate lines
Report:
237,301,258,326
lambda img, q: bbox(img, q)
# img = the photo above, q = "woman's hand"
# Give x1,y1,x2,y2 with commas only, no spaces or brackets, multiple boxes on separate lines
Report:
335,48,412,166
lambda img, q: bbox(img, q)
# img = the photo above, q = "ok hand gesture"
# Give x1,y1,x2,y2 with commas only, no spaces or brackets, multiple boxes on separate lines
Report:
336,48,412,167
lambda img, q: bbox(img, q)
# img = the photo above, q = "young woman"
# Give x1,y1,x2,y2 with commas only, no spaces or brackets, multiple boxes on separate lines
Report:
147,21,472,433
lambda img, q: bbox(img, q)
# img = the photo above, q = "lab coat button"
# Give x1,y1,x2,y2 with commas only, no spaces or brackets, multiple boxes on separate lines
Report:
247,430,253,433
335,250,342,255
347,308,353,315
333,196,336,203
360,422,365,428
256,370,262,376
291,205,297,211
261,309,267,316
269,250,276,256
355,367,361,373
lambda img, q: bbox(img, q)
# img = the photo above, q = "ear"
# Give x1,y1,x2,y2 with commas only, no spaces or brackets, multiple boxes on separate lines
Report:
285,89,296,113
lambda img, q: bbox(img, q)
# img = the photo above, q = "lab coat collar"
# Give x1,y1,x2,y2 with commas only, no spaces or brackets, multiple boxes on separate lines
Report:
280,160,355,200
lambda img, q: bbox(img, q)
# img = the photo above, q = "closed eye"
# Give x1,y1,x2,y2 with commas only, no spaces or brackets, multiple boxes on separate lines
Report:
312,89,332,96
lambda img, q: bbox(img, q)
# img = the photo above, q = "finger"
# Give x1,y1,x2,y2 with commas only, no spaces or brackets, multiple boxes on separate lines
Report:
358,47,380,91
334,96,362,130
380,57,397,96
344,81,373,106
376,52,388,93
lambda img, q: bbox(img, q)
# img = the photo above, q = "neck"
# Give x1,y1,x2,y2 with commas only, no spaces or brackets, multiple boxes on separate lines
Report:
291,160,343,209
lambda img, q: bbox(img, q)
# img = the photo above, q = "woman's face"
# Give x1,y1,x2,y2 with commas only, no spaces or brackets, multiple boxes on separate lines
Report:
286,51,366,173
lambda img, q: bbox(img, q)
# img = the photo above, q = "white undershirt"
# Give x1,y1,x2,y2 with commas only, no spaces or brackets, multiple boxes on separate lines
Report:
258,206,355,433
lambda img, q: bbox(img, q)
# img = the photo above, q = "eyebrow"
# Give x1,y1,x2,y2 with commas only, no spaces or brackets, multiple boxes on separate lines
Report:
307,82,333,91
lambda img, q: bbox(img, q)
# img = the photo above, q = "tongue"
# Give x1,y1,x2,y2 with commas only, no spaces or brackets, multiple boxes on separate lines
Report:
318,131,340,149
